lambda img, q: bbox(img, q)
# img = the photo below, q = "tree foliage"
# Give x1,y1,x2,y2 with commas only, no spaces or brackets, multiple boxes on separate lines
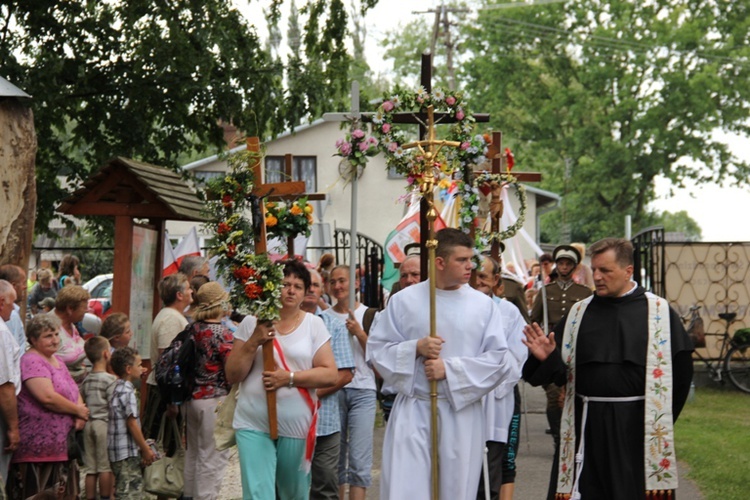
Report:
464,0,750,242
0,0,368,236
382,0,750,243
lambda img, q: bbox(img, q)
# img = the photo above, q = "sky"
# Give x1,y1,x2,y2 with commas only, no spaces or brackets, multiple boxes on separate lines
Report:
246,0,750,242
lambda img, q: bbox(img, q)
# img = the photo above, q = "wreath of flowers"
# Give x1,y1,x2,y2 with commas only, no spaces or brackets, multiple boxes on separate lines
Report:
265,197,314,240
461,172,527,244
334,128,379,169
204,149,284,320
372,86,488,180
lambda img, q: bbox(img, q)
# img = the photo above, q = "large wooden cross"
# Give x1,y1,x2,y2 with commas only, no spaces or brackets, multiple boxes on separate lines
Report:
245,137,323,439
385,53,490,279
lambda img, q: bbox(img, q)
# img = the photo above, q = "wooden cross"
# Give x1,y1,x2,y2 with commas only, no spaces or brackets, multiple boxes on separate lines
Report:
361,53,490,280
484,131,542,262
245,137,324,439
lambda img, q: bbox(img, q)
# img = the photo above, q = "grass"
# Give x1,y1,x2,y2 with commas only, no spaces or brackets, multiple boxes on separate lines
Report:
675,386,750,499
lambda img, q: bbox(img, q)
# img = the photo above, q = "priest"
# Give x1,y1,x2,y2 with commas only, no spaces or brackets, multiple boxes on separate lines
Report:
367,228,516,500
522,238,693,500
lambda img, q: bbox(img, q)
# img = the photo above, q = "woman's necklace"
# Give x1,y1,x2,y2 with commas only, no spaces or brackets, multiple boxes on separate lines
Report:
276,310,304,335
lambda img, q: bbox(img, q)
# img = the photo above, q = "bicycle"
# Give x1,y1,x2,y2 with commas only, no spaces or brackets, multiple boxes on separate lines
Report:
682,305,750,394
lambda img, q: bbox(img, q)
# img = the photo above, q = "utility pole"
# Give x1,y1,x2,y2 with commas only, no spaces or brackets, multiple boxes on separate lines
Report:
413,3,469,90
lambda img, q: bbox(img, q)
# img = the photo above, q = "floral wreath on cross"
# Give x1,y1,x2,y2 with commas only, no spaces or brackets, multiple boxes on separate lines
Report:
204,149,284,320
264,197,314,240
372,86,488,182
461,171,528,244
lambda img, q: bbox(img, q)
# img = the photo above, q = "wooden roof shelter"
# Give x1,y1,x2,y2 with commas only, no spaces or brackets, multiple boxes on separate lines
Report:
59,157,205,354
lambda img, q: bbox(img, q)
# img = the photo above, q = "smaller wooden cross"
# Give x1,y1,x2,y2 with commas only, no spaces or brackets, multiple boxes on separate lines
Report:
245,137,323,439
484,131,542,262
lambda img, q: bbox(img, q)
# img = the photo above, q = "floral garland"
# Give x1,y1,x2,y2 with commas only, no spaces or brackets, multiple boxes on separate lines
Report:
265,197,314,240
463,172,527,245
372,86,488,180
334,128,379,169
204,149,283,320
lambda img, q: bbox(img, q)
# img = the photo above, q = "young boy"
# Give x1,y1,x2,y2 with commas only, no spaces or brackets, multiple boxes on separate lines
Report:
100,313,133,350
107,347,156,499
80,336,117,500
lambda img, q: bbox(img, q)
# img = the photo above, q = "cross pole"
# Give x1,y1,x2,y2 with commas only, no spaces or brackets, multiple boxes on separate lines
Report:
246,137,315,439
402,106,462,500
322,81,364,311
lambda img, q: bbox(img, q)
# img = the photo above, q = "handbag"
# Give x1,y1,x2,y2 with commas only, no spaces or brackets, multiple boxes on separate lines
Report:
213,384,238,451
144,415,185,497
66,427,84,466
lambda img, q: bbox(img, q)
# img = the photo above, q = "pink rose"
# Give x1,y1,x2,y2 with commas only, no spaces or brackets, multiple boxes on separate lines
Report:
461,142,470,150
359,141,370,152
456,109,465,120
407,176,415,185
445,96,456,106
382,101,394,112
382,123,391,133
368,136,378,146
352,129,365,139
340,142,352,156
335,138,344,148
653,367,664,378
388,142,398,152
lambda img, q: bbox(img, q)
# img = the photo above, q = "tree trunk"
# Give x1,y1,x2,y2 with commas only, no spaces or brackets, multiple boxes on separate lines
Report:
0,98,37,317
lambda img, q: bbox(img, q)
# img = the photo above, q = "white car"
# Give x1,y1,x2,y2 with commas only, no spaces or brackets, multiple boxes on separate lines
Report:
82,273,113,328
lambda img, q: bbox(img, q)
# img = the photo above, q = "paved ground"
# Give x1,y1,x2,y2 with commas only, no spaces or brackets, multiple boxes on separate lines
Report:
217,382,704,499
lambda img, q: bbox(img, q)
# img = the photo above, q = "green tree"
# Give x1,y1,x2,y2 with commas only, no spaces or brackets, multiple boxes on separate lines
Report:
462,0,750,242
650,210,703,242
0,0,371,237
383,1,750,243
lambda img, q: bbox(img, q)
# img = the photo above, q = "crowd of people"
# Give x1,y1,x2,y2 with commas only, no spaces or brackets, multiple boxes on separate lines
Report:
0,235,694,499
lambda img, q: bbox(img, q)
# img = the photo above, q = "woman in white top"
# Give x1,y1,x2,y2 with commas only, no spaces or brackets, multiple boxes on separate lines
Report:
226,259,337,500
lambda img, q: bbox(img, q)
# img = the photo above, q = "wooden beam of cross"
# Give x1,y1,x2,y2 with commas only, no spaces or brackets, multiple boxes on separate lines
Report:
245,137,324,439
484,131,542,262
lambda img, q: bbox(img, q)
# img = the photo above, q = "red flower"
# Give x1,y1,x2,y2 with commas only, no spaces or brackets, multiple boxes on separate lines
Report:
653,368,664,378
659,458,670,469
226,244,236,258
218,222,231,235
222,194,233,208
244,282,263,299
233,266,256,281
561,463,568,473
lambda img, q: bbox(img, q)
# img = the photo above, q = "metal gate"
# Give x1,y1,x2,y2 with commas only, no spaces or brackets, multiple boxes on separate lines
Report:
308,228,384,309
631,226,665,297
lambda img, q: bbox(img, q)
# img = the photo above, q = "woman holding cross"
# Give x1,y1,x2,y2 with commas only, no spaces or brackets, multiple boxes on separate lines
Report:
226,259,338,500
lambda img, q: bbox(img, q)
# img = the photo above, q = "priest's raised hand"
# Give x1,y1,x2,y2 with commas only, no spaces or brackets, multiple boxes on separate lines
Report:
522,322,557,361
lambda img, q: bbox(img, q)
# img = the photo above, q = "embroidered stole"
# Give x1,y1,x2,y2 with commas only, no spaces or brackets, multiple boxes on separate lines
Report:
555,292,678,499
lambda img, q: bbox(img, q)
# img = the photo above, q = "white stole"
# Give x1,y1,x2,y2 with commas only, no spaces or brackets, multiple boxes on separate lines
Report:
555,292,678,499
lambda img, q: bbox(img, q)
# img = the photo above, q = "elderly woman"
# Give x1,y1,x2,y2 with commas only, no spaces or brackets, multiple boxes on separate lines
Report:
183,282,234,500
226,260,338,500
8,314,90,499
52,286,90,382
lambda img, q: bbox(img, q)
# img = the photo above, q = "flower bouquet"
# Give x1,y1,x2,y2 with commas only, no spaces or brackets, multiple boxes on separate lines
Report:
334,128,379,169
265,197,314,240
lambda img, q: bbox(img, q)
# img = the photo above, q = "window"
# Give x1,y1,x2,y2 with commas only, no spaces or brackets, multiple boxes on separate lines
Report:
265,156,317,192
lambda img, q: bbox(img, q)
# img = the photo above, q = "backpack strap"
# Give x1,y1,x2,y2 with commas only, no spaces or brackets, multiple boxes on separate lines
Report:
362,307,377,334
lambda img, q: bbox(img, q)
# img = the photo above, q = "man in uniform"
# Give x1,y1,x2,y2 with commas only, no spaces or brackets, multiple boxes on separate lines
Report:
522,238,693,499
529,245,592,498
